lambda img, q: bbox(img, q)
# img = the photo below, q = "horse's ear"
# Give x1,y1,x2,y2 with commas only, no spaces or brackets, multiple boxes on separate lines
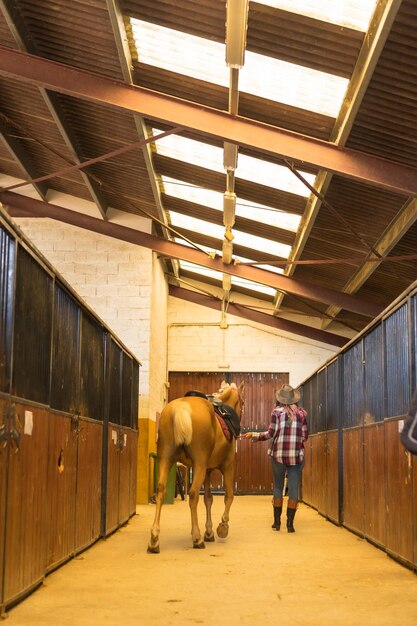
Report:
238,381,245,394
220,380,227,389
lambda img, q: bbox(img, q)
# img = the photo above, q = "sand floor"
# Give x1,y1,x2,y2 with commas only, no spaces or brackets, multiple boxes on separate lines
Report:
7,496,417,626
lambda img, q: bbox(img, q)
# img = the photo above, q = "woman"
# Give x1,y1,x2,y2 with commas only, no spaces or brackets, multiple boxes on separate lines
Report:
241,384,308,533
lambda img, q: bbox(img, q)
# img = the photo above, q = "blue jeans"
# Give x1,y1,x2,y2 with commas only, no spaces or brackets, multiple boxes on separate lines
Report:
271,458,304,501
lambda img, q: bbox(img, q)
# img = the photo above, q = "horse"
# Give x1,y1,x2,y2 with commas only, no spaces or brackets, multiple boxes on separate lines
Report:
147,381,245,553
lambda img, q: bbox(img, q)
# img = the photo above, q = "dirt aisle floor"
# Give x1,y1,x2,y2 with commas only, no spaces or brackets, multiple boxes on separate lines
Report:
8,496,417,626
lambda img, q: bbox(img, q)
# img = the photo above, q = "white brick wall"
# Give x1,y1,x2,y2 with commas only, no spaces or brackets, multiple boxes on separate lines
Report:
168,298,337,387
14,217,158,419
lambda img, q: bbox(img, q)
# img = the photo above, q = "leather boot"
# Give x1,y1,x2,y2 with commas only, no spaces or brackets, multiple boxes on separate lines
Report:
286,499,298,533
272,498,283,530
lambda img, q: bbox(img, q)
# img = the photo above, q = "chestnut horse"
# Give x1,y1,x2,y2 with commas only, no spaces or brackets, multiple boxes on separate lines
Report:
147,381,245,553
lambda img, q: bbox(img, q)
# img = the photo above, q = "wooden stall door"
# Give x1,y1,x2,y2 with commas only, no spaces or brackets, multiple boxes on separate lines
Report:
105,424,120,535
168,372,289,494
309,435,321,509
3,404,49,606
46,413,77,572
325,430,340,524
363,423,385,547
385,418,414,565
75,420,103,553
316,433,327,515
118,427,132,525
0,398,7,610
129,430,139,517
301,438,312,505
343,427,364,535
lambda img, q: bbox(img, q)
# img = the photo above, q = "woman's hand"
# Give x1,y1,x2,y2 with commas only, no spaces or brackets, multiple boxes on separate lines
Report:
240,432,254,439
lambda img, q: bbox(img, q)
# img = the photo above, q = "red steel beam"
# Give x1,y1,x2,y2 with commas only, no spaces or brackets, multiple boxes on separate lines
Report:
0,47,417,197
169,285,349,347
1,191,382,318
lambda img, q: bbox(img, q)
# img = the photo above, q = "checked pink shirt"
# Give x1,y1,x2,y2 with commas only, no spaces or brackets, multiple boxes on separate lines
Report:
254,404,308,465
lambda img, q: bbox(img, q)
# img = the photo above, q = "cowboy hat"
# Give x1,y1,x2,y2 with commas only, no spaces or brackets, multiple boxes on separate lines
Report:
275,384,301,405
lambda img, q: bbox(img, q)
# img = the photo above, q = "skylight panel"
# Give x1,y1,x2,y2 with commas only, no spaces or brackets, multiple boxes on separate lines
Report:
133,20,348,117
170,212,291,258
255,1,377,31
163,177,301,231
179,261,277,296
155,133,315,197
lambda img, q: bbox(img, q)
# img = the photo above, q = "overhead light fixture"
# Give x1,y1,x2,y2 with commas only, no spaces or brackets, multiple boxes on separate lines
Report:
222,240,233,264
225,0,249,69
223,142,238,171
222,274,232,292
223,192,236,228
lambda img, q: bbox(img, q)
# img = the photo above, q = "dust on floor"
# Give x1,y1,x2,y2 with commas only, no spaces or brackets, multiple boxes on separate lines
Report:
8,496,417,626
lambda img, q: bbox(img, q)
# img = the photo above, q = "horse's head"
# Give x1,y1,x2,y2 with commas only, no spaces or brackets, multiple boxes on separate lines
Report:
215,381,245,419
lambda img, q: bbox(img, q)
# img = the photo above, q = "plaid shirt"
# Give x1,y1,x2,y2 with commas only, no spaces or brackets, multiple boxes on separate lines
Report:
254,404,308,465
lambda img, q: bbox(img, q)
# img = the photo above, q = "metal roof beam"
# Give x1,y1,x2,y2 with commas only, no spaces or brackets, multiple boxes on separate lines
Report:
1,191,382,318
274,0,403,312
1,47,417,198
168,285,348,348
0,1,108,219
105,0,175,259
0,122,48,200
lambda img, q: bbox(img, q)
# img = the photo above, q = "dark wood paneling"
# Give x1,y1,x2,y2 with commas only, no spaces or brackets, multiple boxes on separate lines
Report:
168,372,289,494
129,430,139,517
343,427,364,534
46,413,77,571
309,435,321,509
326,430,339,523
105,424,120,535
301,437,312,505
0,397,7,607
118,427,132,525
3,404,48,605
364,423,385,547
385,418,414,565
316,433,327,514
75,420,102,553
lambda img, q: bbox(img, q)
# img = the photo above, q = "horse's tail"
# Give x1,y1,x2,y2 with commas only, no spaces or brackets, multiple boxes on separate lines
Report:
173,401,193,447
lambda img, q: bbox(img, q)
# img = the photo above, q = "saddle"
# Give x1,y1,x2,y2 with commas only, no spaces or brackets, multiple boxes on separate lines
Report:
184,390,241,442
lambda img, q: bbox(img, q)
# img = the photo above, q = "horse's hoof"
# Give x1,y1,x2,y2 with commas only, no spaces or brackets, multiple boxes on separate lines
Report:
216,523,229,539
147,544,160,554
193,541,205,549
204,533,215,542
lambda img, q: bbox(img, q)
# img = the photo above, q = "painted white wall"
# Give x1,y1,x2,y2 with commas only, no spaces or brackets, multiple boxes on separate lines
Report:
168,297,338,387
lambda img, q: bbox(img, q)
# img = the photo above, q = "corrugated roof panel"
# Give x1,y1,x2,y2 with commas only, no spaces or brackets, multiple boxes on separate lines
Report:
15,0,124,79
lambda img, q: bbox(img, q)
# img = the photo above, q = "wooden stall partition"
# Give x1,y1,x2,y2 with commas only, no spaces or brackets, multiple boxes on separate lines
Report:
2,404,49,608
129,429,139,516
325,430,340,524
118,427,132,525
413,454,417,569
309,435,321,509
75,420,103,553
316,432,327,515
46,412,77,572
0,397,7,611
235,437,273,494
105,424,120,535
385,417,414,566
301,437,312,505
342,426,364,535
363,422,385,547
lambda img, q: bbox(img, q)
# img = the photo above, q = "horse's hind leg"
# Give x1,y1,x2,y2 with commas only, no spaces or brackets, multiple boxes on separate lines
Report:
203,470,215,542
217,464,234,539
188,464,207,549
147,456,173,553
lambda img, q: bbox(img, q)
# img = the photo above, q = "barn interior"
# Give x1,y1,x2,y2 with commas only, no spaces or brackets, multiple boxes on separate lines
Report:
1,0,417,621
